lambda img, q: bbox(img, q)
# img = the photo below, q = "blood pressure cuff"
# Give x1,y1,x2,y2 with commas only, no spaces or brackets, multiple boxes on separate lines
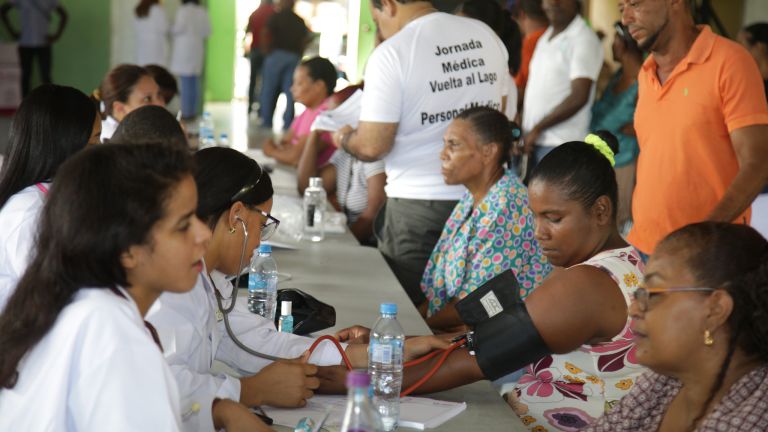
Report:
472,303,551,380
274,288,336,336
455,269,522,326
455,270,551,380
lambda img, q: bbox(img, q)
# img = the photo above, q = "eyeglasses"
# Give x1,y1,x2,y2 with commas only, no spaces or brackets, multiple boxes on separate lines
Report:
632,285,715,312
254,207,280,241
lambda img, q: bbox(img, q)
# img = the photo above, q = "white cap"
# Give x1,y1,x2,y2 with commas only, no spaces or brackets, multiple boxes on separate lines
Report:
309,177,323,188
281,301,292,316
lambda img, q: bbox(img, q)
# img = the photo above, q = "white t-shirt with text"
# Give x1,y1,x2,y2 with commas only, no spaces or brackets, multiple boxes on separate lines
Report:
360,12,509,200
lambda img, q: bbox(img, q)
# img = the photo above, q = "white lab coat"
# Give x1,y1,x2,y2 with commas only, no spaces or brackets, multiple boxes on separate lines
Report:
146,262,343,432
0,287,182,431
170,3,211,76
134,3,169,67
0,183,47,312
100,115,119,143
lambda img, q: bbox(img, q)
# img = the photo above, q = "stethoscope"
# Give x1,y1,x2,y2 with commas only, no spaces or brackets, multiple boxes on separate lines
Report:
209,216,291,362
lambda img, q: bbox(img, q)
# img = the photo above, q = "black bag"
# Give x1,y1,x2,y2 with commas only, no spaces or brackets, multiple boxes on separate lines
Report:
454,269,522,327
273,288,336,335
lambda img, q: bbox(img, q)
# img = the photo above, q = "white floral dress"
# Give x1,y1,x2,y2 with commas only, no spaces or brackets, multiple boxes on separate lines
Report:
511,246,646,432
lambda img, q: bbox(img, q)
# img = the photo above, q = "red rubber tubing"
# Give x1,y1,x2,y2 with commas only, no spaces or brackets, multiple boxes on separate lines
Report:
306,334,355,370
305,335,466,396
400,341,463,397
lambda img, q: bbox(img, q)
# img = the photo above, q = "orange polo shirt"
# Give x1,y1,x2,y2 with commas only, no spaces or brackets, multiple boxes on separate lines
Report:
515,28,546,90
628,26,768,254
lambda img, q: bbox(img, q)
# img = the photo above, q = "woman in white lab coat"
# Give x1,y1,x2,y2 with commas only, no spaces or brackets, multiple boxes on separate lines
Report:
134,0,169,66
170,0,211,119
148,147,349,432
0,143,212,431
96,64,165,142
0,84,101,312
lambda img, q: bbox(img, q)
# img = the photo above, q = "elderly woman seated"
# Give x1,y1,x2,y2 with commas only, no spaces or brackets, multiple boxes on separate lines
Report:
583,222,768,431
418,106,550,332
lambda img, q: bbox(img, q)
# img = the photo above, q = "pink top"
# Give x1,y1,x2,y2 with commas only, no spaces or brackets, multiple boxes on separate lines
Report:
290,99,336,168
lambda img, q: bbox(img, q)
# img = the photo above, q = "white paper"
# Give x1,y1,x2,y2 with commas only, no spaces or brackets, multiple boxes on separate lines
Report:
310,90,363,132
263,395,467,430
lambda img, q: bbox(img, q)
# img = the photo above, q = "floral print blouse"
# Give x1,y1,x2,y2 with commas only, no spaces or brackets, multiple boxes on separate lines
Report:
510,246,646,432
420,169,551,316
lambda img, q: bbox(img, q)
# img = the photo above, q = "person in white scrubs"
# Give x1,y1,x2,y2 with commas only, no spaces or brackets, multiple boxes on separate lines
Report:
0,143,216,431
170,0,211,119
0,84,101,312
134,0,169,66
96,64,165,142
149,147,341,432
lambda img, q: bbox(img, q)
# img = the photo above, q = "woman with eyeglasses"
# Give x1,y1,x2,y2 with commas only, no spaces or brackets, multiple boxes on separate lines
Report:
147,147,346,432
582,222,768,432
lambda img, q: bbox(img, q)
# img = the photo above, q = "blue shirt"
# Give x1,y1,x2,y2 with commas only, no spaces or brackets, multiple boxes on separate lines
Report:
9,0,58,47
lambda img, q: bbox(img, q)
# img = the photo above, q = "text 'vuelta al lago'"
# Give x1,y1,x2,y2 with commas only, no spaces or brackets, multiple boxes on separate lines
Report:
430,39,498,93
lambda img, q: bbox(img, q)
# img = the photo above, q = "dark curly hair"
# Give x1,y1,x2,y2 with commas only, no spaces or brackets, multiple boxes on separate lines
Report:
658,222,768,430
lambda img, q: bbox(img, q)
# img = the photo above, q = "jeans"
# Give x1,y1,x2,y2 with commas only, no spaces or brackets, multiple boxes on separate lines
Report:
512,145,556,183
533,145,555,166
18,46,52,96
180,75,200,119
248,49,266,113
259,49,300,129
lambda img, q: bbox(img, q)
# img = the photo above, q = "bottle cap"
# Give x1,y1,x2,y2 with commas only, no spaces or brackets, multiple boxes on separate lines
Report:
380,303,397,315
309,177,323,188
281,301,292,315
258,244,272,254
346,370,371,388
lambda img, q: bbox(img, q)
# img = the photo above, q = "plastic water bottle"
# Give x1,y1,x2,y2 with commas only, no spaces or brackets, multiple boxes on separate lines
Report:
278,300,293,333
200,131,216,149
302,177,326,242
369,303,405,431
340,371,381,432
198,111,215,139
218,132,229,147
247,244,278,321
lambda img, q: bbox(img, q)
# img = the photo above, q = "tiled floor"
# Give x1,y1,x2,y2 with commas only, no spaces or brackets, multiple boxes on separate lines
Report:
202,95,301,152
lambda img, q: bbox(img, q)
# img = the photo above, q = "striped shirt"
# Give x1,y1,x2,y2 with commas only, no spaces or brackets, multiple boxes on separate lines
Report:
329,150,384,223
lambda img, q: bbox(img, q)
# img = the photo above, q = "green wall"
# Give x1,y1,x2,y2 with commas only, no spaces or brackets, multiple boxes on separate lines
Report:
0,0,110,95
205,0,236,101
354,1,375,83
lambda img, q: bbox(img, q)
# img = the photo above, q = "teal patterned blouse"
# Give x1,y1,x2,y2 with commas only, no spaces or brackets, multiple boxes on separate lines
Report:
590,69,639,168
420,169,552,316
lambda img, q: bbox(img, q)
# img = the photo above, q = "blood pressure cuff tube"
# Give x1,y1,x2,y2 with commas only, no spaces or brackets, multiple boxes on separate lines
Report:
472,302,551,381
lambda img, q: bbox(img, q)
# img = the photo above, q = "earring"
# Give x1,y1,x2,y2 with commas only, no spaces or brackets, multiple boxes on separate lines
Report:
228,226,236,234
704,329,714,346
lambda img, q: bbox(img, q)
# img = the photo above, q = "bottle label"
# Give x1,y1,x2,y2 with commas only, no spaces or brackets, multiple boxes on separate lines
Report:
371,341,393,364
248,273,266,291
278,316,293,333
306,204,316,227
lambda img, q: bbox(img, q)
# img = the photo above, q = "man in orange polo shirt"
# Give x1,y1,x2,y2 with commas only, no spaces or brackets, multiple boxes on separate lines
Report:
621,0,768,255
